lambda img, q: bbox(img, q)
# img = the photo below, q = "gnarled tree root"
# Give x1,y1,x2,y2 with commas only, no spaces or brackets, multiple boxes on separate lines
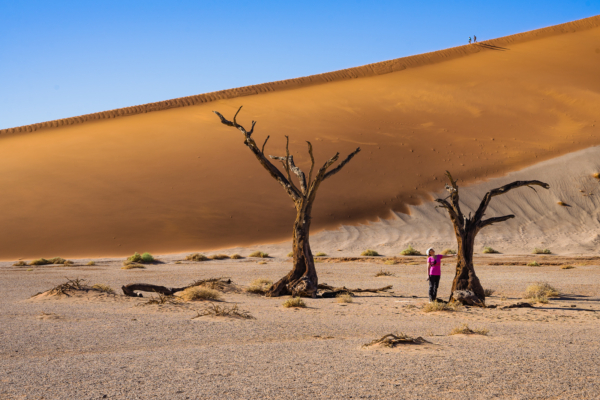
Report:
318,284,392,298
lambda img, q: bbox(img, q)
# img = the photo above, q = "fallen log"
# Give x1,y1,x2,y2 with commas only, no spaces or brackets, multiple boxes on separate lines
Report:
122,278,235,297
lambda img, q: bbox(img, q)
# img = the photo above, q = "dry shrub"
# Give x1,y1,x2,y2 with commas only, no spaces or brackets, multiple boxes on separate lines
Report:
249,251,269,258
63,260,74,266
384,260,398,265
527,261,540,267
209,254,230,260
287,251,294,257
91,284,115,294
524,282,559,299
529,295,549,304
87,261,96,266
482,247,499,254
561,265,575,269
484,288,495,296
30,257,70,266
336,294,353,303
13,261,27,266
180,287,221,301
450,323,489,336
283,297,306,308
193,303,254,319
422,301,462,313
361,249,379,256
258,261,268,265
231,254,242,259
441,249,456,255
186,253,208,262
48,278,87,296
400,245,421,256
144,293,182,305
375,269,394,277
315,252,327,257
246,278,273,295
533,248,551,254
121,263,146,269
190,277,238,293
27,268,33,271
363,333,428,348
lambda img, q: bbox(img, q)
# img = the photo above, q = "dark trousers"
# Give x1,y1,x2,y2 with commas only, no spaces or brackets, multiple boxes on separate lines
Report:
428,275,441,301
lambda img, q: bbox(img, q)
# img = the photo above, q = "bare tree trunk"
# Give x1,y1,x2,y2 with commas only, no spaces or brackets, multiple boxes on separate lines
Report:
436,171,549,306
214,107,360,298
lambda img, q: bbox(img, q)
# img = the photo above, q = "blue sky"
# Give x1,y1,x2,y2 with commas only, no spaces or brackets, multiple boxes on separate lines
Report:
1,0,599,129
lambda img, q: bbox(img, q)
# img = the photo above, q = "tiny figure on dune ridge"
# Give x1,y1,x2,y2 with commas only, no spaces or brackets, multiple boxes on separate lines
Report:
474,35,477,42
426,247,455,302
469,37,472,44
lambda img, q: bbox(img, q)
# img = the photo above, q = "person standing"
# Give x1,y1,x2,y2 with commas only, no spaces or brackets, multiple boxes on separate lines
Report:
469,37,472,44
474,35,477,42
426,248,455,302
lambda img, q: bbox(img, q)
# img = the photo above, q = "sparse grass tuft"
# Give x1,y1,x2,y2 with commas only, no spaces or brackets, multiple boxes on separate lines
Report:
186,253,208,262
287,252,294,257
246,278,273,295
482,247,499,254
361,249,380,256
193,303,254,319
441,249,456,255
209,254,230,260
315,252,327,257
557,201,569,207
231,254,242,259
13,261,26,266
384,260,398,265
449,323,489,336
87,261,96,266
527,261,540,267
283,297,306,308
529,295,549,304
180,287,221,301
524,282,559,299
249,251,269,258
121,263,146,269
422,301,462,313
63,260,74,266
258,261,267,265
400,245,421,256
593,173,600,179
533,248,551,254
484,289,495,296
561,265,575,269
375,269,394,277
91,284,115,294
336,293,353,303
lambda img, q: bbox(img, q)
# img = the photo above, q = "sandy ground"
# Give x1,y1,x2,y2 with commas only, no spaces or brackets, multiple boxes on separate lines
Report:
2,255,600,399
1,17,600,259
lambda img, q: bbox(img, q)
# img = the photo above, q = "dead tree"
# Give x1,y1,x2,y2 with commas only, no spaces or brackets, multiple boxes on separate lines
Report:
436,171,549,305
214,107,360,298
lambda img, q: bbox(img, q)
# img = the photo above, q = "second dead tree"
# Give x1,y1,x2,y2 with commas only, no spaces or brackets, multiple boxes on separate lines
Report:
436,171,549,306
214,107,360,298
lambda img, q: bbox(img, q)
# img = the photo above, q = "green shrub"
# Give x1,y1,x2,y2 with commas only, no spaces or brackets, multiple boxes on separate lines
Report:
141,252,154,263
315,252,327,257
361,249,380,256
533,248,551,254
400,245,421,256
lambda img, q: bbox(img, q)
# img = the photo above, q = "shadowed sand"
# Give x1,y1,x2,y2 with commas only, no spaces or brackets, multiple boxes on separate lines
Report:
2,16,600,260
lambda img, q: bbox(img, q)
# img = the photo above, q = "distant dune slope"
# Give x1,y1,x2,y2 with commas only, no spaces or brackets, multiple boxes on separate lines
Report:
1,16,600,259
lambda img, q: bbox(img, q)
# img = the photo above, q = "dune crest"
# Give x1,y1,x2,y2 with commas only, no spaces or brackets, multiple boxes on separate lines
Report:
1,14,599,134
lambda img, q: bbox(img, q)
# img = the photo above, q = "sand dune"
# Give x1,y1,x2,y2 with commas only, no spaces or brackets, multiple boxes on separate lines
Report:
1,15,600,260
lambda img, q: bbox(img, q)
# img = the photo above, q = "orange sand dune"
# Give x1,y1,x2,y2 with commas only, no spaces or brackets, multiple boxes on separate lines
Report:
1,15,600,260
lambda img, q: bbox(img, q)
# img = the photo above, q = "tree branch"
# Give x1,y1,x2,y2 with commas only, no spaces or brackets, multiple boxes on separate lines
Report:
324,147,361,180
435,198,464,235
261,135,270,154
473,180,550,223
307,141,315,185
270,155,307,194
478,214,515,229
213,108,302,202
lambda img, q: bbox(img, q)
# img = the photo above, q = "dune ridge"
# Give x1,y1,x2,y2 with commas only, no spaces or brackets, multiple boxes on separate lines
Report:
2,14,599,134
